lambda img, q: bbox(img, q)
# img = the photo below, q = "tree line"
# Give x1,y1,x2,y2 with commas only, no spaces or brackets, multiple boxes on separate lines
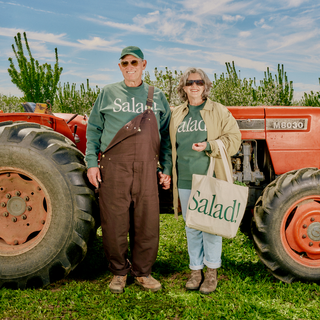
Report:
2,32,320,114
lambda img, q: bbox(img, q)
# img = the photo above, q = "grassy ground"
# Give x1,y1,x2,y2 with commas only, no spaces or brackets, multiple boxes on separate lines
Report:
1,214,319,320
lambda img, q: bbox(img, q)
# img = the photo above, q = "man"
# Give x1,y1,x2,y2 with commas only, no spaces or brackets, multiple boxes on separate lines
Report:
85,46,171,294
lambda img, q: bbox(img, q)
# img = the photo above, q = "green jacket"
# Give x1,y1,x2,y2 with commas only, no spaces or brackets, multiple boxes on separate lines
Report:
169,98,241,218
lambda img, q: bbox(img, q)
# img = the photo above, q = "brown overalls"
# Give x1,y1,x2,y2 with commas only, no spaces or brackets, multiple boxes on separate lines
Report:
99,108,160,276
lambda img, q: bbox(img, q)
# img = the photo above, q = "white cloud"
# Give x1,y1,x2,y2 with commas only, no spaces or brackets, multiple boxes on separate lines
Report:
254,18,265,27
59,70,112,85
77,37,121,50
148,46,271,74
0,85,23,97
267,29,319,51
294,82,320,92
261,24,273,30
82,16,149,34
239,31,251,38
286,0,307,8
222,15,244,22
0,27,123,52
205,52,271,72
133,11,160,26
0,1,55,14
132,9,187,38
181,0,248,16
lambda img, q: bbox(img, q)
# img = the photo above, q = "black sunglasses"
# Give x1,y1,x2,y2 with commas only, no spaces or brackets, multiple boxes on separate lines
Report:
185,79,205,86
120,60,140,68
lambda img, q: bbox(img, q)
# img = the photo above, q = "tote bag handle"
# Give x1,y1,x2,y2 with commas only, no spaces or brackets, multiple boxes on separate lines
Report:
207,139,233,183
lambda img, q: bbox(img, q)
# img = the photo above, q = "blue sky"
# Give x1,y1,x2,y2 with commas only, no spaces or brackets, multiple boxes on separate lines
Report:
0,0,320,101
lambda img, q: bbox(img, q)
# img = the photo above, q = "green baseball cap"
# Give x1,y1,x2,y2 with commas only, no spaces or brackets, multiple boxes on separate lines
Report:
119,46,144,60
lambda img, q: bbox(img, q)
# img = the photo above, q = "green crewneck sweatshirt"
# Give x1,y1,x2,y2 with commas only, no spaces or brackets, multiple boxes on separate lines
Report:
176,101,211,189
85,81,172,175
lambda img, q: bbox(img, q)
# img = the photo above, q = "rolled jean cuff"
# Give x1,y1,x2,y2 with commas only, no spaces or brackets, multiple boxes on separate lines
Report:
204,257,221,269
189,264,204,271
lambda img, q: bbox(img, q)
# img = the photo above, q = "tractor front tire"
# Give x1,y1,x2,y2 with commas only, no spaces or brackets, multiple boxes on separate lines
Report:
252,168,320,283
0,122,97,289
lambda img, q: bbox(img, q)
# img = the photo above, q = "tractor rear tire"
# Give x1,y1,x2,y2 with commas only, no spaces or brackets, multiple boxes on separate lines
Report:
0,122,97,289
252,168,320,283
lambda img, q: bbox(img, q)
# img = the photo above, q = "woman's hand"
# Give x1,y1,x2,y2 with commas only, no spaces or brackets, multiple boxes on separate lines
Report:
158,172,171,190
192,142,207,152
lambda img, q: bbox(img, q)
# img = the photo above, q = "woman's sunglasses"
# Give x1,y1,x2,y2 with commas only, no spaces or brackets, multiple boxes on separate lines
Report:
185,80,205,86
120,60,140,68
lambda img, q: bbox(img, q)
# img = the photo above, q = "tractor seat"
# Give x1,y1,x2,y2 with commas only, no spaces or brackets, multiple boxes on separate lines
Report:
22,102,36,113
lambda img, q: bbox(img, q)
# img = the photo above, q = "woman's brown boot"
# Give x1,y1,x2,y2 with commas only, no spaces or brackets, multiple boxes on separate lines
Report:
185,269,202,290
199,268,218,294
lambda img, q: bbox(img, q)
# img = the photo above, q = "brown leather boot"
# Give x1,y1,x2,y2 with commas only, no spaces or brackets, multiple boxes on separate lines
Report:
134,275,162,292
199,268,218,294
109,275,127,294
185,269,202,290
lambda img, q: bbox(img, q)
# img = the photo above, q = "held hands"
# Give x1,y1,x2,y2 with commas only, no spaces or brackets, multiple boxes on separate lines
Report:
88,167,171,190
87,167,101,188
158,172,171,190
192,142,207,152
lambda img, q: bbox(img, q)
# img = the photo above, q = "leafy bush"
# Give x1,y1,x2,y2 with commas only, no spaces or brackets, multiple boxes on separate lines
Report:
299,79,320,107
0,94,23,113
210,62,294,106
52,80,100,115
144,67,183,106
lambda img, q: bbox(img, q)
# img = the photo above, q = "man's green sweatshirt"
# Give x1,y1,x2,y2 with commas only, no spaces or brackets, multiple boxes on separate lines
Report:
85,81,172,175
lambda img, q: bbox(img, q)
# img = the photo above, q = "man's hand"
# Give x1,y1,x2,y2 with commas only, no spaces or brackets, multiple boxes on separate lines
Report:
192,142,207,152
158,172,171,190
87,167,101,188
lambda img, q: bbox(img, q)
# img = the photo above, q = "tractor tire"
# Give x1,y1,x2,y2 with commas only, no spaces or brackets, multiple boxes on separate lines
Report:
252,168,320,283
0,121,97,289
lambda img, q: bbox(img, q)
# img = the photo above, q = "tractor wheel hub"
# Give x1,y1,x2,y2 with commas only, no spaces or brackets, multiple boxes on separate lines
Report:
308,222,320,242
7,196,26,216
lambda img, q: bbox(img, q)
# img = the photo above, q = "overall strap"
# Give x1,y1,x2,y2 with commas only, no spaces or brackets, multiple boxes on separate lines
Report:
146,86,154,109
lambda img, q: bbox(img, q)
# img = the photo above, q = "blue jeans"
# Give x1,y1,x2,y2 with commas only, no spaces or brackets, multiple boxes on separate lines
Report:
179,189,222,270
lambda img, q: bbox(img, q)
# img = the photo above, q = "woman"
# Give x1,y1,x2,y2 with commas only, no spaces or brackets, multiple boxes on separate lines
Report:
169,68,241,294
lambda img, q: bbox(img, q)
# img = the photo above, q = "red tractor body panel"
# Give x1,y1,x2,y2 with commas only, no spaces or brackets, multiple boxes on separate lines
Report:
0,112,88,155
53,113,88,155
265,107,320,174
227,106,265,140
228,106,320,175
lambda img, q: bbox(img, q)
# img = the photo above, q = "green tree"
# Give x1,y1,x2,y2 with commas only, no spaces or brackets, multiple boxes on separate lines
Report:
210,62,294,106
210,62,256,106
8,32,63,103
53,79,100,115
258,64,293,106
144,67,183,106
300,79,320,107
0,94,24,113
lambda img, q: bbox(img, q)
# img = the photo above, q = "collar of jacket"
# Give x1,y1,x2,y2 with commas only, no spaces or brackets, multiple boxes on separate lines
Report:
179,98,215,112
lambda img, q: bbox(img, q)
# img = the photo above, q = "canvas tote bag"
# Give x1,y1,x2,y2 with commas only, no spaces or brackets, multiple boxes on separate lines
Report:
186,139,248,238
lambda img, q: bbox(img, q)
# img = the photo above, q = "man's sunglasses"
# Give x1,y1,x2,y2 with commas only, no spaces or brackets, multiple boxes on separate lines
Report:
185,80,205,86
120,60,140,68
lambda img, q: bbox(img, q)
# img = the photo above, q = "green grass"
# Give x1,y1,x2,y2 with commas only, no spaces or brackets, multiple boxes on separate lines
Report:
1,214,319,320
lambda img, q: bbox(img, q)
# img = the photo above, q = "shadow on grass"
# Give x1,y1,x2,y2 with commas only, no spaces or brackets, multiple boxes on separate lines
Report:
221,254,275,283
68,235,110,281
66,227,272,287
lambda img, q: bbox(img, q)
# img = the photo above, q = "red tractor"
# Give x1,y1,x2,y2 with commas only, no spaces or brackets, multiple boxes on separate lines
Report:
230,106,320,284
0,103,98,289
0,103,319,288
